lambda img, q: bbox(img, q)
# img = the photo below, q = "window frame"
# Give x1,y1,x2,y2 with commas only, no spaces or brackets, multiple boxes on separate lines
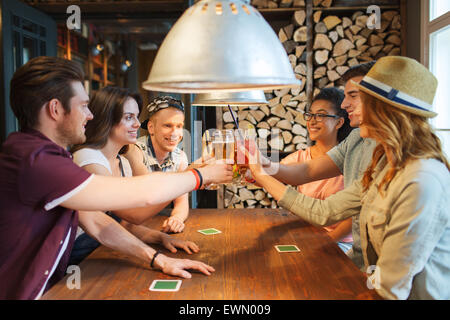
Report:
421,0,450,67
420,0,450,155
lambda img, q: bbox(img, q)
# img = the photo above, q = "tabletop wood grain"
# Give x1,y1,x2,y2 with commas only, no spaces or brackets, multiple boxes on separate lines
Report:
42,208,381,300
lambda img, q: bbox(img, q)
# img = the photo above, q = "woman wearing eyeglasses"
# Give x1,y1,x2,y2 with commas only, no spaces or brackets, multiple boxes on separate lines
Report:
281,87,354,253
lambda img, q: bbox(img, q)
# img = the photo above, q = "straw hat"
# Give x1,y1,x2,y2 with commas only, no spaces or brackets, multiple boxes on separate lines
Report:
352,56,438,118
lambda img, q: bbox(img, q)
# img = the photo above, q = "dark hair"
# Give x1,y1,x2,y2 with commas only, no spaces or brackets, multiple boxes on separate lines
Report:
71,86,142,154
10,56,84,130
340,60,376,84
309,87,353,142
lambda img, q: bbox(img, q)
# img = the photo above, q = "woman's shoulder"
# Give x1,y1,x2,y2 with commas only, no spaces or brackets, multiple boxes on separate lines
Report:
72,147,103,162
417,158,448,177
400,158,449,189
280,148,310,165
72,147,111,173
387,159,450,216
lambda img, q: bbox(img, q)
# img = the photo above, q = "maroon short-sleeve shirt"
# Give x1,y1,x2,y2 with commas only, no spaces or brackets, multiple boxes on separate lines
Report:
0,129,92,299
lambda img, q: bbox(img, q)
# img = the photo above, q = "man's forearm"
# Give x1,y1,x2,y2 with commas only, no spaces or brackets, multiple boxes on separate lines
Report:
269,154,342,186
120,220,165,244
272,163,311,185
258,152,311,185
98,222,155,261
79,211,156,263
63,172,197,212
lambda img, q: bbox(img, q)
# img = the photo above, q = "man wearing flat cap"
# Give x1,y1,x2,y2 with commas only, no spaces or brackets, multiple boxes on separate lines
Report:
125,96,189,233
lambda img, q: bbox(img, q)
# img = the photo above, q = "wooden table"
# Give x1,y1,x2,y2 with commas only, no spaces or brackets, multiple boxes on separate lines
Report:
42,209,380,300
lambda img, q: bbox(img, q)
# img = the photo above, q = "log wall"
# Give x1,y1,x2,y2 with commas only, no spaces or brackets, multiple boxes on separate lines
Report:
220,0,403,208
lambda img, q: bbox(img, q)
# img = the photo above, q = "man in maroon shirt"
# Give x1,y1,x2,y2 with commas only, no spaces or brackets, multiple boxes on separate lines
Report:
0,56,232,299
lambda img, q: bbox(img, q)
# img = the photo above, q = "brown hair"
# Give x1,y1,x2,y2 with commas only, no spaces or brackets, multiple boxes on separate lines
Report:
340,60,376,85
71,86,142,154
10,56,84,130
360,91,450,194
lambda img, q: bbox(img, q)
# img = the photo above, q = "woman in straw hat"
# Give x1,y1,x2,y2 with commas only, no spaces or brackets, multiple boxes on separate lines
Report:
243,56,450,299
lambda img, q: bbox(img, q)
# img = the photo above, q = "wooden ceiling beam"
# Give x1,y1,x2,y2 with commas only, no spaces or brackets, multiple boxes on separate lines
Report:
26,1,186,22
27,0,186,14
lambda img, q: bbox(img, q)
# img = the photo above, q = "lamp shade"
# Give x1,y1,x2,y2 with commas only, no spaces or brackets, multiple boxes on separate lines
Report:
143,0,301,93
192,90,268,106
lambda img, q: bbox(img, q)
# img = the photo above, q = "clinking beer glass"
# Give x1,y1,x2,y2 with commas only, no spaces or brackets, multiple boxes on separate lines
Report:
202,129,235,189
234,128,257,185
202,128,256,187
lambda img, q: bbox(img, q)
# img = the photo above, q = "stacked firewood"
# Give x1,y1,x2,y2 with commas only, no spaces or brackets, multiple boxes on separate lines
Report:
222,8,401,209
222,84,309,208
313,10,402,91
251,0,334,9
222,103,309,209
251,0,305,9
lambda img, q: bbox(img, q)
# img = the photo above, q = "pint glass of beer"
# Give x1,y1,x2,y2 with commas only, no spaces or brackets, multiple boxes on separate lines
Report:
234,128,257,185
212,129,235,165
202,129,235,189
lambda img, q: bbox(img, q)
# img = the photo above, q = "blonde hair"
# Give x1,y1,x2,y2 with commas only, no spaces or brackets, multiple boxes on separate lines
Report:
360,91,450,194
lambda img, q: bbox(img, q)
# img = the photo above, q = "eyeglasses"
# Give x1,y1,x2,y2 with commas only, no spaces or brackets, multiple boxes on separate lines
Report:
303,112,341,122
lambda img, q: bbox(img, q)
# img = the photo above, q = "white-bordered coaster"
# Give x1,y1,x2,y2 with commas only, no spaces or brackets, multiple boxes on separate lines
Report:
149,279,182,292
274,245,301,253
197,228,222,235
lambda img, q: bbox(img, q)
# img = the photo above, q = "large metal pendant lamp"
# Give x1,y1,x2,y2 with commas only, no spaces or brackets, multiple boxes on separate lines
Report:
192,90,268,106
143,0,301,93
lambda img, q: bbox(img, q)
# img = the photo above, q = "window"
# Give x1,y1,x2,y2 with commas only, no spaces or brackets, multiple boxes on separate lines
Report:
430,0,450,20
421,0,450,158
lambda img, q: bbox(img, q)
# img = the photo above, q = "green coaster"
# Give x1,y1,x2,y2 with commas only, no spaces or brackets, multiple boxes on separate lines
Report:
198,228,222,235
275,245,300,253
149,280,182,291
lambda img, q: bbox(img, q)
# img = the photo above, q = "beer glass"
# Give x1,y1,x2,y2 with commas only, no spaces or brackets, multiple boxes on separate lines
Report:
202,129,235,189
234,128,257,185
212,129,235,165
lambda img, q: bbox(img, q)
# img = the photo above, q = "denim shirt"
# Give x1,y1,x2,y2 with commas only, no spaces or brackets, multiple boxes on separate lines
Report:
279,158,450,300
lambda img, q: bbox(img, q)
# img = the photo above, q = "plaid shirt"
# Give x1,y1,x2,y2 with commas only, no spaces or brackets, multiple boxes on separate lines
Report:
135,135,183,172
